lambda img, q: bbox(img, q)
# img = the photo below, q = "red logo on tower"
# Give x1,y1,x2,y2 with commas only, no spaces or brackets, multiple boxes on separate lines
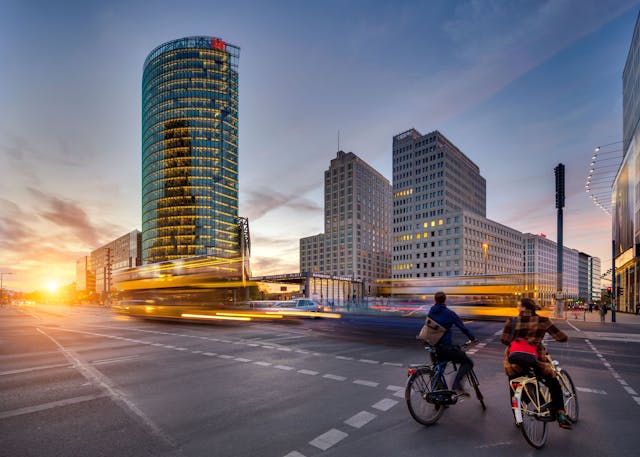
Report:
211,39,226,51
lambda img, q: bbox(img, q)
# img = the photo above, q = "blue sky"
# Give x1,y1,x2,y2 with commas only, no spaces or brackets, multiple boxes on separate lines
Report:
1,0,638,291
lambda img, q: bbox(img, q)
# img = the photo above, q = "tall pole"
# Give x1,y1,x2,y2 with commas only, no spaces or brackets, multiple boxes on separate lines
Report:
555,164,565,318
612,239,617,322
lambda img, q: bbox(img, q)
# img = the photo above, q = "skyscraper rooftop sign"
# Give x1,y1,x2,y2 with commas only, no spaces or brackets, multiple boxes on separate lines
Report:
211,39,226,51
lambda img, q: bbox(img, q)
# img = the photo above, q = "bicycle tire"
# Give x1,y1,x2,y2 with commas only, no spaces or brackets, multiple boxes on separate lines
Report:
405,367,446,426
519,382,548,449
468,370,486,410
558,369,579,423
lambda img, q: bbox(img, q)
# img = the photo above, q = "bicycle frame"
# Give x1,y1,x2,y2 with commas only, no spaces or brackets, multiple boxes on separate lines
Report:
510,356,566,425
510,375,553,424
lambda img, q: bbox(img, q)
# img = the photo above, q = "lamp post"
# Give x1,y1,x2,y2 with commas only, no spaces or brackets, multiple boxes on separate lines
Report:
482,243,489,275
1,271,14,305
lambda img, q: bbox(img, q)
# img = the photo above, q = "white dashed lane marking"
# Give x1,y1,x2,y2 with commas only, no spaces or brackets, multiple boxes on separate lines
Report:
372,398,398,411
585,339,639,407
353,379,378,388
323,374,346,381
344,411,377,428
309,429,348,451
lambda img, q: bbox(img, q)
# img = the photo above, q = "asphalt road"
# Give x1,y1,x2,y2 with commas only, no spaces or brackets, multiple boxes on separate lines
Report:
2,304,640,456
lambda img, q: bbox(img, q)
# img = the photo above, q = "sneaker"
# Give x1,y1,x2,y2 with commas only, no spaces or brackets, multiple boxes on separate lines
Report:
557,411,572,430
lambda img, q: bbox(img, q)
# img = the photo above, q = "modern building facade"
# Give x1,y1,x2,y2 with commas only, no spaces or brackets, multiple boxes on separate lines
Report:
614,13,640,313
392,209,522,278
76,230,142,297
142,36,240,264
589,256,602,303
300,151,392,296
521,233,600,306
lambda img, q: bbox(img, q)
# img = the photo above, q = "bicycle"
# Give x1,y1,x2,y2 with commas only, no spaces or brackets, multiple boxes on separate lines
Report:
405,342,486,426
509,354,579,448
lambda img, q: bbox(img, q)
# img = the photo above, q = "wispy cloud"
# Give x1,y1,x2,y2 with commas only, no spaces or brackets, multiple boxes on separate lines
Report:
28,187,101,246
243,185,323,221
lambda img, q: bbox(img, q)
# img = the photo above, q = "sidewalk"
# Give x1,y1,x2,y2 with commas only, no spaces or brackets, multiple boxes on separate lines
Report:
564,308,640,324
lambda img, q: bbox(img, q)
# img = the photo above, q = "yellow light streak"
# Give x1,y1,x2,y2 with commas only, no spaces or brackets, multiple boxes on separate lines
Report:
181,313,251,321
215,312,283,319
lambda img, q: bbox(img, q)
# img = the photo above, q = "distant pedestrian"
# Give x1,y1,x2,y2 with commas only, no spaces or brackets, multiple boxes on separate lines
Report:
600,303,608,323
635,303,639,315
589,303,594,313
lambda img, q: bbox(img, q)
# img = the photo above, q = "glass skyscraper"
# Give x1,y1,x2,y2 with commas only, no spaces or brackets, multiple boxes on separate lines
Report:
142,36,240,264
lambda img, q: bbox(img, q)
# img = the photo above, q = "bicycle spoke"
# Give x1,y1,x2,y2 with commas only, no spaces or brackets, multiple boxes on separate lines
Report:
405,368,445,426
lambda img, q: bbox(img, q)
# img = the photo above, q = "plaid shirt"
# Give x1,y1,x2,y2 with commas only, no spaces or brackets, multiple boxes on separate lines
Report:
500,310,568,377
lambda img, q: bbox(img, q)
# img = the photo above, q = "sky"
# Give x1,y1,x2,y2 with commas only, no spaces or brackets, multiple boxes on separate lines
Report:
1,0,638,292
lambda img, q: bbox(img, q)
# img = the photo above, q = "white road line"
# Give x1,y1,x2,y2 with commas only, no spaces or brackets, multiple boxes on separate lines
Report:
0,363,71,376
234,358,252,363
353,379,378,388
344,411,377,428
91,355,140,365
298,369,319,376
309,429,348,451
382,362,403,367
386,385,403,391
218,355,234,359
283,452,306,457
372,398,398,411
35,328,178,450
577,387,607,395
202,352,218,356
253,361,272,366
0,393,108,419
323,374,346,381
274,365,294,371
336,356,353,361
566,320,581,332
358,359,379,364
586,339,639,407
393,390,405,398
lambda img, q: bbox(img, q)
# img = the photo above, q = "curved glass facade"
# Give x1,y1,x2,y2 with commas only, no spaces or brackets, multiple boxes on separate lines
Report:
142,36,240,264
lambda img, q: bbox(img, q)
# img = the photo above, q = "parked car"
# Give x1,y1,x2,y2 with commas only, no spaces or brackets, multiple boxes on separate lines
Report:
274,298,323,314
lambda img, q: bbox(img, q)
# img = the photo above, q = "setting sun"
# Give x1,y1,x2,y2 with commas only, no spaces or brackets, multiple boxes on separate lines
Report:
46,281,59,293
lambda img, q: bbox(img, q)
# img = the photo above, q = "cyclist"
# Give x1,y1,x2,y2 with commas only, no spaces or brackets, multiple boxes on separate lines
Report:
428,291,478,396
500,298,572,429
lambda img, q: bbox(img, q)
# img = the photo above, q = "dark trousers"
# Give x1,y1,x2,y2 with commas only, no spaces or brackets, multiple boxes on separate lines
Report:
436,344,473,390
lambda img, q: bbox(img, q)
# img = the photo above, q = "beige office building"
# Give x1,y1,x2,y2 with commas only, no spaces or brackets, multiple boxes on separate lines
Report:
300,151,392,296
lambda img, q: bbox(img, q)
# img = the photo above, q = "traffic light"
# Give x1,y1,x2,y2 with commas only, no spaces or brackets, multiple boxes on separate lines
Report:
617,286,624,297
607,286,612,296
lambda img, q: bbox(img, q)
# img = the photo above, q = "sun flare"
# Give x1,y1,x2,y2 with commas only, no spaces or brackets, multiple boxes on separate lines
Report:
47,281,59,293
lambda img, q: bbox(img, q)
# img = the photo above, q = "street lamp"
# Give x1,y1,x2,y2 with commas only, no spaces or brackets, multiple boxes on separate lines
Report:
0,271,14,305
482,243,489,275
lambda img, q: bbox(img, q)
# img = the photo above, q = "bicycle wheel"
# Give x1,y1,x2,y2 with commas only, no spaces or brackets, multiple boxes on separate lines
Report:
519,382,548,449
558,370,579,423
405,367,446,426
467,370,486,410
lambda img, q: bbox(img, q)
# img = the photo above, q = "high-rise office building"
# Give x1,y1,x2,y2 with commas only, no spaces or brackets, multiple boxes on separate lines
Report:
614,12,640,313
142,36,240,264
300,151,392,295
392,129,513,279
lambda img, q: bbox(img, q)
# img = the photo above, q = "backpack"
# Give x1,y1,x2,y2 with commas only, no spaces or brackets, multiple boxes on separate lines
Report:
418,317,447,346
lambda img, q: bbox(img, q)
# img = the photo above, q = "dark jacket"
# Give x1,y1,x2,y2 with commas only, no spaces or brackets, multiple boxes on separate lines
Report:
428,303,475,346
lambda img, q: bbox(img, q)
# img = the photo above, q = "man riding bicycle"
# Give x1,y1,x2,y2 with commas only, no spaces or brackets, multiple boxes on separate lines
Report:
500,298,572,429
428,291,478,396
